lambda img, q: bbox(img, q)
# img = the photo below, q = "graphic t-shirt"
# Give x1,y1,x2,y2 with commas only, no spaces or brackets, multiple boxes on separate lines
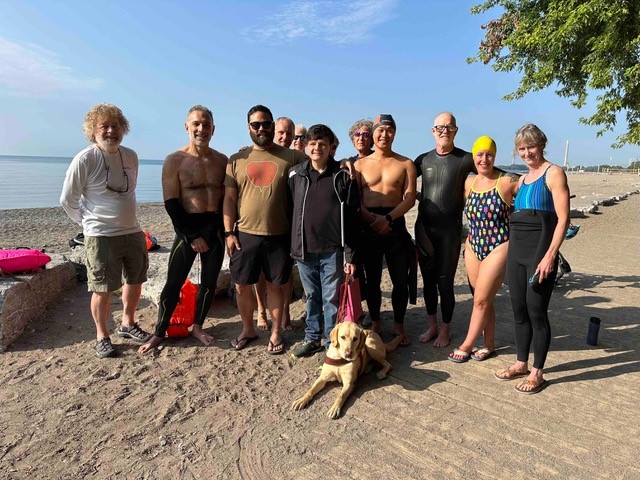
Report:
226,144,306,235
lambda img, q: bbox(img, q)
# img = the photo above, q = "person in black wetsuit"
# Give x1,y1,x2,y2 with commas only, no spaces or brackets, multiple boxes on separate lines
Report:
138,105,228,354
355,114,417,346
414,112,476,348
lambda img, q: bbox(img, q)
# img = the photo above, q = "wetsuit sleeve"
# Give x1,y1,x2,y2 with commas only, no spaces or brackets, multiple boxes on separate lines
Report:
414,154,423,178
164,198,201,242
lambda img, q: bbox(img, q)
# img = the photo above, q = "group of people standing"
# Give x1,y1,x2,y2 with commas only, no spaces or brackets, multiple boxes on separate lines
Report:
60,102,569,395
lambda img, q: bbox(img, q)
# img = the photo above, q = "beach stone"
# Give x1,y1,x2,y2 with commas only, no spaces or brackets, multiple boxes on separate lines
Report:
0,255,76,352
601,197,616,206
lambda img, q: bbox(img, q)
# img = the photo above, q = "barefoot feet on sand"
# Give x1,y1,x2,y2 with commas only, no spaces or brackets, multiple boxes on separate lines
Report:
257,310,271,331
138,335,162,354
192,324,215,345
418,327,438,343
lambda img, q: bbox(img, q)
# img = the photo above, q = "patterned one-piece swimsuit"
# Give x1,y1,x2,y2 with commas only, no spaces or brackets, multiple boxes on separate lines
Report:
464,174,511,260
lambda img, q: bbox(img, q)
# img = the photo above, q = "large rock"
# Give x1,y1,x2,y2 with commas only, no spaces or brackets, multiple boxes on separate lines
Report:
0,255,76,352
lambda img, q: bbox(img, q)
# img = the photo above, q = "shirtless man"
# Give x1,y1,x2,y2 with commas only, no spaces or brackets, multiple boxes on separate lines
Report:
139,105,227,353
355,114,417,345
254,116,296,332
414,112,475,348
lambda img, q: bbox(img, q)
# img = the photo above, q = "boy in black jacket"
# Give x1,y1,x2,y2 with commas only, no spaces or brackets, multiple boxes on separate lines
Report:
288,124,360,357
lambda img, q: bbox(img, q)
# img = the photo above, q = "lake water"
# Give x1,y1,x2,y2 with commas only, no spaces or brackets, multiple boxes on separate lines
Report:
0,155,163,210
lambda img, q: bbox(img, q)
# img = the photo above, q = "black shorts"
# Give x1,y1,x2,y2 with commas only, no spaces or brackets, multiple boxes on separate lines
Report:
230,231,293,285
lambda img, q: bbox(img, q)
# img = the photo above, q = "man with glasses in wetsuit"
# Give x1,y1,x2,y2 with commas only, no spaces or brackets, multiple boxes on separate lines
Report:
414,112,475,348
61,103,151,359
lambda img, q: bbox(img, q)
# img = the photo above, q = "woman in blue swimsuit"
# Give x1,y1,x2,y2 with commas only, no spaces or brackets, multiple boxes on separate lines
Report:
495,124,570,394
449,136,519,363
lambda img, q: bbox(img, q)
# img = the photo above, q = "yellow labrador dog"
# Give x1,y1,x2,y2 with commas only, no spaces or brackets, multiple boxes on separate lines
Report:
292,321,404,419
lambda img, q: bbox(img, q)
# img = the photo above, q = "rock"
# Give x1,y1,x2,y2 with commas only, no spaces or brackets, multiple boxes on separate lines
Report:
0,255,76,352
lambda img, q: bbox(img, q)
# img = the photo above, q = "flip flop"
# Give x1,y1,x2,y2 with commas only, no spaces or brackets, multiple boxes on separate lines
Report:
448,348,471,363
515,378,549,395
230,335,258,351
267,340,285,355
494,368,531,381
470,348,497,361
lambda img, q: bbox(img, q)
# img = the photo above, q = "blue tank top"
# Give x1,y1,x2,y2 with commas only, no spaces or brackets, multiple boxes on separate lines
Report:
514,166,555,212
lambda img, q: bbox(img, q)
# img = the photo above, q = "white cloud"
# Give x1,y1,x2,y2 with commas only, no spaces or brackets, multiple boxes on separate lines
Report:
0,36,103,96
242,0,398,44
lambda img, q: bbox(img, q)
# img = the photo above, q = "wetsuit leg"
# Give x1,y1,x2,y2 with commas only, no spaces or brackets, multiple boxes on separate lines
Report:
386,237,410,324
156,235,197,337
362,239,384,322
509,215,558,369
427,227,462,323
415,218,438,316
193,231,224,326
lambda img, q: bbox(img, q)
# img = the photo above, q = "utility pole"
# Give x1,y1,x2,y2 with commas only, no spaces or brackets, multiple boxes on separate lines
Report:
563,140,570,170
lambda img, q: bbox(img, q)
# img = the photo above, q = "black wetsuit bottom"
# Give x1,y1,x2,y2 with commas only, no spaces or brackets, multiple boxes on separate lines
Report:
155,213,224,338
506,210,558,369
362,208,411,324
415,216,461,324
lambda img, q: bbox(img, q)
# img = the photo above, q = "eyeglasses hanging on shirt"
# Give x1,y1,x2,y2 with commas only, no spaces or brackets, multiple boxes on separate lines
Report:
101,150,129,193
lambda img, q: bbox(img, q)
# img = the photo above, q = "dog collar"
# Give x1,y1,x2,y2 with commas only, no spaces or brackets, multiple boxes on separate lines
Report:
324,356,349,366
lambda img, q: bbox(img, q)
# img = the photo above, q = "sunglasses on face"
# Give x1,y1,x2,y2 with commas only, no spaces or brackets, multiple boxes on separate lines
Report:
249,121,274,131
433,125,458,133
293,134,306,141
353,131,371,139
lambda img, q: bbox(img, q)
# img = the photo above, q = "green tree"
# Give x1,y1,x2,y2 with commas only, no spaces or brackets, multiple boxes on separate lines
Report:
469,0,640,147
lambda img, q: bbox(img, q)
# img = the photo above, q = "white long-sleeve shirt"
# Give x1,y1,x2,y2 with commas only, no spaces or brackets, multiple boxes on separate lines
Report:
60,144,141,237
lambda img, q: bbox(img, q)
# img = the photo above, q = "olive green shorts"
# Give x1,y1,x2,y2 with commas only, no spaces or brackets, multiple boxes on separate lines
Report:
85,232,148,292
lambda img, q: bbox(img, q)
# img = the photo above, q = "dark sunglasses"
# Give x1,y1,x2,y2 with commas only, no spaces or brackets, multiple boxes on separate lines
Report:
353,131,371,139
293,134,306,141
249,121,274,131
433,125,458,133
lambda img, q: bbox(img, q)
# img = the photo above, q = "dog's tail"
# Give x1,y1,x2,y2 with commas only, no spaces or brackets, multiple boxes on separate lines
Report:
385,335,405,352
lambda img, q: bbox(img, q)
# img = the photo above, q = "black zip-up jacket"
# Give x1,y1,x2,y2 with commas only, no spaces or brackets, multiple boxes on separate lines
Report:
288,160,360,263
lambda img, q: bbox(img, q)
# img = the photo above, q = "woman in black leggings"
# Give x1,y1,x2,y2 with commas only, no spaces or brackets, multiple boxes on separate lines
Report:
495,124,570,394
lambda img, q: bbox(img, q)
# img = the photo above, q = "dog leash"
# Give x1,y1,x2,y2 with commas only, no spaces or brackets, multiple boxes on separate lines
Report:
336,271,352,324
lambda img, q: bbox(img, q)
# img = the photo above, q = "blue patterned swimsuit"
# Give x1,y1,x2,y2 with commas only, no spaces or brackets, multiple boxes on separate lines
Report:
464,174,511,260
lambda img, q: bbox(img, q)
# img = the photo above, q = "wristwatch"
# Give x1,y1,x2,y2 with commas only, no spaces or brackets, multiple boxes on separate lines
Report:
385,214,393,224
224,231,235,238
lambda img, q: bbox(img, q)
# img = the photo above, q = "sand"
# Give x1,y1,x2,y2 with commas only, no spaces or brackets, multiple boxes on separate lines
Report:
0,173,639,479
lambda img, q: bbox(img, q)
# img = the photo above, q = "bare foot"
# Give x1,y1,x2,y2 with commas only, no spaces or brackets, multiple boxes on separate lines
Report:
418,327,438,343
191,324,215,346
282,309,293,331
256,310,270,331
433,329,450,348
138,335,162,354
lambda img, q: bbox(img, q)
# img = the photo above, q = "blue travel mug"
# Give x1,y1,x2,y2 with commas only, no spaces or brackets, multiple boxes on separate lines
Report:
587,317,601,346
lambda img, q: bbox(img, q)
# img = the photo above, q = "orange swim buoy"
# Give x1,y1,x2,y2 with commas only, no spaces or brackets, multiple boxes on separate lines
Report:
166,279,198,337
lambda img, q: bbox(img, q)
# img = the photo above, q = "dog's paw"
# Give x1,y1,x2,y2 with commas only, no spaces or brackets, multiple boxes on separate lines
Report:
327,404,341,419
291,398,308,411
376,371,387,380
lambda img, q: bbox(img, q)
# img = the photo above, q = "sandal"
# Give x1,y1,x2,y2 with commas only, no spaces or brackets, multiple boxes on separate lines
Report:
494,367,530,381
448,348,471,363
470,348,497,361
267,340,284,355
515,378,548,394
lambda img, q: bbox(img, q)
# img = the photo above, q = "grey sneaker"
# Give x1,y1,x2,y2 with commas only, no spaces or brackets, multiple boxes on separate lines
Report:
116,323,151,343
292,339,322,358
95,337,116,358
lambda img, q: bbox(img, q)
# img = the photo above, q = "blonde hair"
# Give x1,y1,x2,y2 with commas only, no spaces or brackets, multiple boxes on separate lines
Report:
83,103,130,143
514,124,547,150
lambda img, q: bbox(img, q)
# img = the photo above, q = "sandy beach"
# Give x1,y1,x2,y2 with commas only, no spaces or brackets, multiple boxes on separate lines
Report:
1,172,639,479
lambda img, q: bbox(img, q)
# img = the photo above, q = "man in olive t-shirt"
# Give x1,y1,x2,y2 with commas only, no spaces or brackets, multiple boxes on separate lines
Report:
223,104,306,355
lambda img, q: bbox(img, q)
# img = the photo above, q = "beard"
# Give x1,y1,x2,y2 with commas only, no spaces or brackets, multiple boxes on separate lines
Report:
250,129,274,148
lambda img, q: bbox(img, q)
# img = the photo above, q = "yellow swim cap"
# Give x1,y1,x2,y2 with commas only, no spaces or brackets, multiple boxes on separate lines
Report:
472,136,497,157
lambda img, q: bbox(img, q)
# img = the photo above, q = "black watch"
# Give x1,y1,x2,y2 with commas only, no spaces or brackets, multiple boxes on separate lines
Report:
385,214,393,224
224,230,235,238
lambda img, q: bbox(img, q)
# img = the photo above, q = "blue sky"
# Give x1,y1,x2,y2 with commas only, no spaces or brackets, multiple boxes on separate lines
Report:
1,0,638,167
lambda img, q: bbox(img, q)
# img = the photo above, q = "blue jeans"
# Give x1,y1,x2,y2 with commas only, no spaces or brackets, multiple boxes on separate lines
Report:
296,251,343,343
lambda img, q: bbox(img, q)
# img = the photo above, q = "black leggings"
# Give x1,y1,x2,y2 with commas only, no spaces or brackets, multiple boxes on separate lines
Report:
155,228,224,338
362,209,411,324
415,217,461,324
506,210,558,369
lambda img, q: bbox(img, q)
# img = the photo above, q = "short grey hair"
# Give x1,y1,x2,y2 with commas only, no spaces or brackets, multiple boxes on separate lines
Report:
514,124,547,150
